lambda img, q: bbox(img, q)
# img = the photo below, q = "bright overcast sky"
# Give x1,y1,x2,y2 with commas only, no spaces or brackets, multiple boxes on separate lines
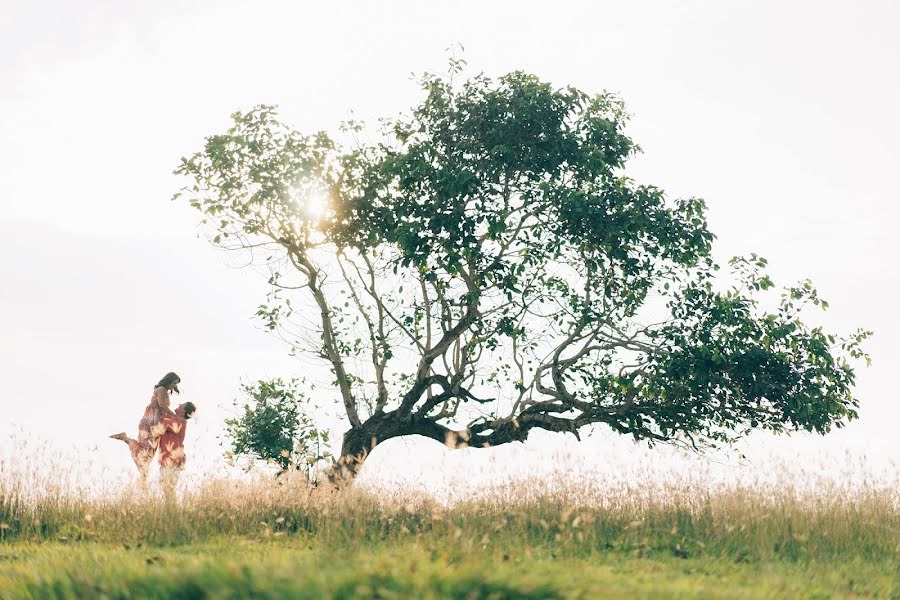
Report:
1,1,898,487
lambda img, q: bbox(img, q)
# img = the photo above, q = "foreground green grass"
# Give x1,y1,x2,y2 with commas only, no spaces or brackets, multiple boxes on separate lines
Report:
1,538,897,599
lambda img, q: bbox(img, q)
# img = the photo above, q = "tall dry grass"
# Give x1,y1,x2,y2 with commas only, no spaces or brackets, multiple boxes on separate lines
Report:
2,455,897,564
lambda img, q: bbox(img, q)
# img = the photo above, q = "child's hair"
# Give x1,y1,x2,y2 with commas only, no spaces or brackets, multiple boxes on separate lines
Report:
183,402,197,420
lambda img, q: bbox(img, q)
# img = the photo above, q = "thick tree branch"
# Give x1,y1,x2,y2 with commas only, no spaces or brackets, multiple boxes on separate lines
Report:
290,247,361,427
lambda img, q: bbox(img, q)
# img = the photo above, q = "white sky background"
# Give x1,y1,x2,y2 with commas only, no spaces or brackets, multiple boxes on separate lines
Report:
0,0,898,492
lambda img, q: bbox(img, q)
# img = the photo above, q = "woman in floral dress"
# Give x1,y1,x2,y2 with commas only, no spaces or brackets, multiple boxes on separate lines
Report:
111,372,181,479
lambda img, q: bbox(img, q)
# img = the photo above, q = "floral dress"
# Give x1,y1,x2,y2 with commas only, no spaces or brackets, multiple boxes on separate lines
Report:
126,386,170,478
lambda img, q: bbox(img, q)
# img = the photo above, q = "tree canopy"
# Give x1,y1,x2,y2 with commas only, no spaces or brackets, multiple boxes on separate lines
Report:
176,66,870,480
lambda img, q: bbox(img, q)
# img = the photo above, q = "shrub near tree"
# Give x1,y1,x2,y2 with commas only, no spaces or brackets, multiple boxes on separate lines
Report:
224,379,329,476
177,65,870,482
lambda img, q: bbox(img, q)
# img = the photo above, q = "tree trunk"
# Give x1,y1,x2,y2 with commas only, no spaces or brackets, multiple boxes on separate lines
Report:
327,413,406,486
325,411,522,487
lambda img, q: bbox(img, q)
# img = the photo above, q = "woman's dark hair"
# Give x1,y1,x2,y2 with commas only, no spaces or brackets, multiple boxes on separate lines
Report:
156,372,181,393
183,402,196,420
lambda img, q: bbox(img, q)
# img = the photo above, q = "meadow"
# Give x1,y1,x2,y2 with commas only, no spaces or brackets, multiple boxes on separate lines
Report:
1,452,898,600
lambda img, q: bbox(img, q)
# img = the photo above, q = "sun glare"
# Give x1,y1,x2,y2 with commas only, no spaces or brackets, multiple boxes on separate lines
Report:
305,191,328,221
289,186,330,224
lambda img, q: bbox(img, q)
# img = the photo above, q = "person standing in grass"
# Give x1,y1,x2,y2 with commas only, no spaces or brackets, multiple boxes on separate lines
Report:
110,372,182,479
158,402,196,502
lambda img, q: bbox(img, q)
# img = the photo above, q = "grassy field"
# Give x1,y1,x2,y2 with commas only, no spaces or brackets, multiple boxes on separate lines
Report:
1,538,897,599
1,469,898,599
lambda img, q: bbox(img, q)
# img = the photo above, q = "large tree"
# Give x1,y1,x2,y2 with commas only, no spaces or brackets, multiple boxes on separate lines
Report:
176,68,870,481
